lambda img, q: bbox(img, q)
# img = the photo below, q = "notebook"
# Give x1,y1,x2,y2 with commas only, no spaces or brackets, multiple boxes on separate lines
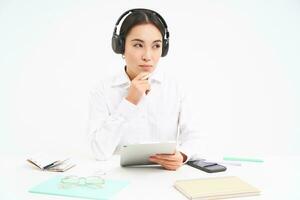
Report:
29,175,129,200
27,153,75,172
174,176,260,200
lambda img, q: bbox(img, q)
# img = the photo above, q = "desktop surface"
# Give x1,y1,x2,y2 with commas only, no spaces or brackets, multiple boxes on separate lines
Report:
1,153,299,200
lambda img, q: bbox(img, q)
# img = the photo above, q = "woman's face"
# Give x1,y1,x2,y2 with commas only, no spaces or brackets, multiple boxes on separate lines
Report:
124,23,163,80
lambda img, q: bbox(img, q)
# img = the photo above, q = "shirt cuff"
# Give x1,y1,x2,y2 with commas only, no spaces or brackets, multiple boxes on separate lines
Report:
177,147,192,164
116,98,139,120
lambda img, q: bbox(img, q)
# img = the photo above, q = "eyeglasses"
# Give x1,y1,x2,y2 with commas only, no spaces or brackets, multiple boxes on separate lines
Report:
59,175,105,189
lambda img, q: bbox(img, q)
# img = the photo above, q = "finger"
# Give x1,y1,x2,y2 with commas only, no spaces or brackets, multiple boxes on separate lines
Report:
134,72,150,80
139,83,151,90
140,73,150,80
154,156,177,162
163,164,179,171
131,82,150,90
157,160,181,170
140,83,151,89
162,161,181,167
151,157,183,168
153,154,179,162
136,80,150,84
149,157,181,166
149,157,160,165
156,151,184,161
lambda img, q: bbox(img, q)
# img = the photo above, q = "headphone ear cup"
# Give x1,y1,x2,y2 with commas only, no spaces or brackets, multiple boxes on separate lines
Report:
112,34,125,54
161,38,169,57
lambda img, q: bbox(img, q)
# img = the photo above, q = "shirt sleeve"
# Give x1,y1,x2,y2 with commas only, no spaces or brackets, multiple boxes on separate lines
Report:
177,86,207,163
87,86,139,160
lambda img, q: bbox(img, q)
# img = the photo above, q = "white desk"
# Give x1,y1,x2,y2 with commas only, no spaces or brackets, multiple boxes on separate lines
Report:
1,154,299,200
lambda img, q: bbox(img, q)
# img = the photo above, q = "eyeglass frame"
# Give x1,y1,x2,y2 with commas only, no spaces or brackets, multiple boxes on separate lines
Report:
59,175,105,189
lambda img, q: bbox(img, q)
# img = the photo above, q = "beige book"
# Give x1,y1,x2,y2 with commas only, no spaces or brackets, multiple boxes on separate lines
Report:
174,176,260,200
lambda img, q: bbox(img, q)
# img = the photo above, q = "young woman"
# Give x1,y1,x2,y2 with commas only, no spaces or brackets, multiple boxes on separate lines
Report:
88,8,204,170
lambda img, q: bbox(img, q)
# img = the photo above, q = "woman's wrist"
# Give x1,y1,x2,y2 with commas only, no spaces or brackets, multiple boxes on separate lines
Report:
180,152,188,163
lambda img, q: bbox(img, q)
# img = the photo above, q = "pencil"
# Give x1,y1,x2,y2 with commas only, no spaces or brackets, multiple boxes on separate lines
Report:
223,156,264,163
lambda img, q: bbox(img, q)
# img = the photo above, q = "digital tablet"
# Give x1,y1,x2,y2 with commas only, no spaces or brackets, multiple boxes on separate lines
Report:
120,141,177,166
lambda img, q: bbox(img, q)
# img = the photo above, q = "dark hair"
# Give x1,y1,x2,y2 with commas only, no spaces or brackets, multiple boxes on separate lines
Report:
119,10,165,41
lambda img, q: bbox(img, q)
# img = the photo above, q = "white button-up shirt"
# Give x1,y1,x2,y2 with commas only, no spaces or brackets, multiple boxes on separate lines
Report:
88,67,206,161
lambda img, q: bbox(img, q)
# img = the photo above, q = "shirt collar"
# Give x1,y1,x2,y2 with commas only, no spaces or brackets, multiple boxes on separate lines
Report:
111,66,164,87
111,67,131,87
150,67,164,83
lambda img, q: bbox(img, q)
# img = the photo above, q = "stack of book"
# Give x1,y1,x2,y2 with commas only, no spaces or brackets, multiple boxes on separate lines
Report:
174,176,260,199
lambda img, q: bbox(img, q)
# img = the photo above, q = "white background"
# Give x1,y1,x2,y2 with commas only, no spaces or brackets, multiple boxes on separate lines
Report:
0,0,299,157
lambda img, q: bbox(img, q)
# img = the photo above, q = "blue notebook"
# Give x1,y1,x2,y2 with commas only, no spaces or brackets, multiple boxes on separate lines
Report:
29,175,129,200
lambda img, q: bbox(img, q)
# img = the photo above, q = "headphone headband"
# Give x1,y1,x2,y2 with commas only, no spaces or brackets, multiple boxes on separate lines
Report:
114,8,168,36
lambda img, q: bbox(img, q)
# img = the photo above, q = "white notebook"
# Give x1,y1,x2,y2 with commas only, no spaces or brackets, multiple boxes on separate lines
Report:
174,176,260,200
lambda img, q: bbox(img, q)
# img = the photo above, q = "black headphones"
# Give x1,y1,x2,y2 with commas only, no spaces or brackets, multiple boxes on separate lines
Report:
111,8,169,57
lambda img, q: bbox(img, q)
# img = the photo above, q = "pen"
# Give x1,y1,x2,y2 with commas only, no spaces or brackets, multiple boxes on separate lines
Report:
223,156,264,163
43,161,59,170
141,73,151,95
